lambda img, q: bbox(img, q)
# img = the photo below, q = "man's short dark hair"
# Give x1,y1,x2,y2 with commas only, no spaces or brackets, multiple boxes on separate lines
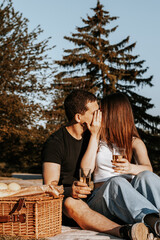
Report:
64,89,97,121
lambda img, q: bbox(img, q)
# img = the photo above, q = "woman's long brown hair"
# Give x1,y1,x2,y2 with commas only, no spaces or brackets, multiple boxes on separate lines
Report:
100,92,140,162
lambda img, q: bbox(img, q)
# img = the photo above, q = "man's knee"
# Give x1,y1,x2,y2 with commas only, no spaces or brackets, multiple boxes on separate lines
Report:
63,197,76,215
63,197,87,216
63,197,92,229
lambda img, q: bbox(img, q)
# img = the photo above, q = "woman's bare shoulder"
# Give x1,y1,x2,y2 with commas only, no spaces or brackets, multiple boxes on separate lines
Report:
132,137,145,149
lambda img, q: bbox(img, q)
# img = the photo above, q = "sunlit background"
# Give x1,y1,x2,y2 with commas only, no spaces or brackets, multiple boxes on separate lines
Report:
13,0,160,117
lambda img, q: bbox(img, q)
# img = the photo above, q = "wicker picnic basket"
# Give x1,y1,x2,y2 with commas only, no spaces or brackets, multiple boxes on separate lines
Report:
0,194,63,239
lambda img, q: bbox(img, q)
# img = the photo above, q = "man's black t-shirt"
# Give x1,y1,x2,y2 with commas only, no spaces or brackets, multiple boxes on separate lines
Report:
42,126,90,187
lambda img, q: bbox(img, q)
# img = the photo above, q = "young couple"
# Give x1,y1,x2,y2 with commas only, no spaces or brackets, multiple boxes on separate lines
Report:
42,89,160,240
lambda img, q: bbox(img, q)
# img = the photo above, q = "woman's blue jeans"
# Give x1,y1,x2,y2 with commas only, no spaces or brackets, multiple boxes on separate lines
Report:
87,171,159,224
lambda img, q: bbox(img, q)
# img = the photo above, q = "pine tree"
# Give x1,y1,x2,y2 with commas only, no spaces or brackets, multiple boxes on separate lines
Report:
0,0,54,172
52,1,160,173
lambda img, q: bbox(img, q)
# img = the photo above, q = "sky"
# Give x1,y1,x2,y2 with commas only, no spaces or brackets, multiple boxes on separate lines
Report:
12,0,160,117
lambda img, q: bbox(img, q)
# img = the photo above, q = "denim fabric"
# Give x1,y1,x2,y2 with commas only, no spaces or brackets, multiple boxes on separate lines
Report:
131,170,160,210
87,171,159,224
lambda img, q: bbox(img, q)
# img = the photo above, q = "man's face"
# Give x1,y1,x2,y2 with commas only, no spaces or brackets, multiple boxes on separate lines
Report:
80,101,99,129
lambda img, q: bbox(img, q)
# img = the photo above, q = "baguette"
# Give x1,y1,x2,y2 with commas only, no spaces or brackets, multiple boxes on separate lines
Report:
0,185,64,198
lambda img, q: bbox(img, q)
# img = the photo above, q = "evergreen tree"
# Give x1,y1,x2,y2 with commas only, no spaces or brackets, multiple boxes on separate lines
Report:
0,0,54,173
52,1,160,173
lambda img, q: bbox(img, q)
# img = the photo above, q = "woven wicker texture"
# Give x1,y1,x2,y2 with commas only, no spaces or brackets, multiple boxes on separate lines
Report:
0,194,63,239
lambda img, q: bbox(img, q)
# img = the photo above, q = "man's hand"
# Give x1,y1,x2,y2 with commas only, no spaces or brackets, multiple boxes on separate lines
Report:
87,110,102,137
71,181,92,199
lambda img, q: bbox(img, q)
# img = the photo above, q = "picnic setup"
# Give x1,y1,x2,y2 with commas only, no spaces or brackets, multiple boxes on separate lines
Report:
0,0,159,239
0,176,121,240
0,179,63,239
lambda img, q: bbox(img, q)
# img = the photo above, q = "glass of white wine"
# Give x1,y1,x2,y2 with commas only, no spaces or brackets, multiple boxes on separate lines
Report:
79,168,94,190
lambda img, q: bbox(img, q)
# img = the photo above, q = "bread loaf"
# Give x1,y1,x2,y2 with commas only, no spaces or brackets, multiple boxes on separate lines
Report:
8,182,21,191
0,182,21,197
0,182,8,190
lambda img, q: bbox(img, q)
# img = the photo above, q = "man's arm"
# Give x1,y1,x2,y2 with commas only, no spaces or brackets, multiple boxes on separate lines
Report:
43,162,60,185
42,162,73,197
43,162,91,198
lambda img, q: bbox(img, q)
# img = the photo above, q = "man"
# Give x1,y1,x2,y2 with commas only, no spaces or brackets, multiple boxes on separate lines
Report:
42,89,149,240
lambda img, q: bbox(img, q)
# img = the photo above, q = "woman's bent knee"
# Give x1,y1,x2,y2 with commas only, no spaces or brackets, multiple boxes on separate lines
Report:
109,176,129,187
136,170,153,182
131,170,156,189
103,176,130,200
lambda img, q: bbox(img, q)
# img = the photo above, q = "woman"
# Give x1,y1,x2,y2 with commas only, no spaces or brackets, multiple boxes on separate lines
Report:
94,92,152,185
81,92,160,238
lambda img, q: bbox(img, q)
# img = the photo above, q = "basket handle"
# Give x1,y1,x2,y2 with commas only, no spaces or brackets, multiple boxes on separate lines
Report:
9,198,26,215
0,198,26,223
0,214,26,223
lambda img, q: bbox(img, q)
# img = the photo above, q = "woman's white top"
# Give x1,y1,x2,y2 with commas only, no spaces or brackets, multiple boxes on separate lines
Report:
94,141,133,183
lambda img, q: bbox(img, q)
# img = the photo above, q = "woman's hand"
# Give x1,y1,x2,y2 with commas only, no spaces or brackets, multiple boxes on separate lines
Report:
87,110,102,138
71,181,91,199
112,158,132,174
